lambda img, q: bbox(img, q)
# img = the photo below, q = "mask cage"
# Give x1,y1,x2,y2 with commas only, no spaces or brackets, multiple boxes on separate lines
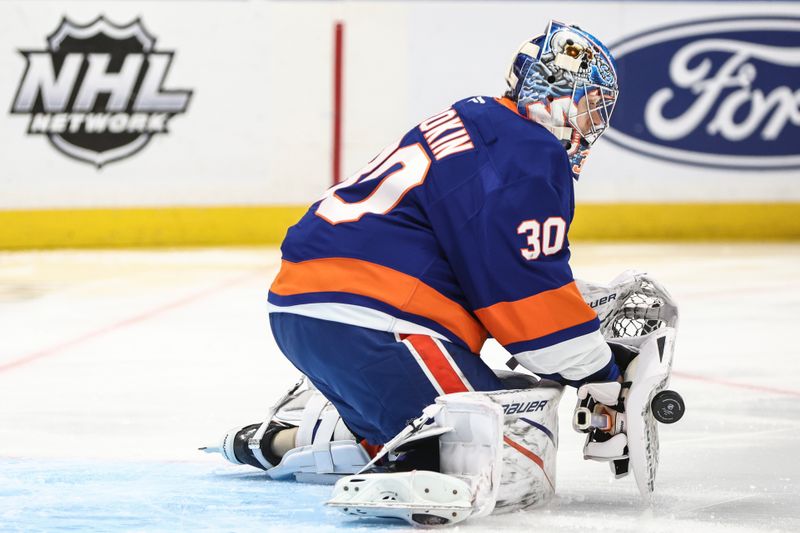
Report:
567,82,617,146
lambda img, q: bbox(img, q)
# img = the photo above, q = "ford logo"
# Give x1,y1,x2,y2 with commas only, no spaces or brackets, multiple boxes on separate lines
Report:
607,16,800,170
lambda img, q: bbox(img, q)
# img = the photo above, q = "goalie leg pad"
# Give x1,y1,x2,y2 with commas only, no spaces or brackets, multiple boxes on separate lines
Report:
328,392,504,526
482,385,563,512
328,382,563,526
433,392,506,518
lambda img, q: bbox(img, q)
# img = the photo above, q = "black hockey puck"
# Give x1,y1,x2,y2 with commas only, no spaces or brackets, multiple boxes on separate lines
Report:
651,390,685,424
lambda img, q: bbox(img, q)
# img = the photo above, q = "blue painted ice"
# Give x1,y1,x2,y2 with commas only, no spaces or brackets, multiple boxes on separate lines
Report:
0,458,411,532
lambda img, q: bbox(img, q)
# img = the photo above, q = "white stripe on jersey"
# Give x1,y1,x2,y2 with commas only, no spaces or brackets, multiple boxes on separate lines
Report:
513,329,612,381
267,302,450,342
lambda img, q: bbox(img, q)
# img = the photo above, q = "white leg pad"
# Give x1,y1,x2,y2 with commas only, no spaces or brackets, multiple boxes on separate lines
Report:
327,393,503,526
482,385,563,512
433,392,506,518
328,383,564,526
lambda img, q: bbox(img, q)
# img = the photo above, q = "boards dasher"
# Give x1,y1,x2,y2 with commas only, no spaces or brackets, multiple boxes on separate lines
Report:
202,19,685,527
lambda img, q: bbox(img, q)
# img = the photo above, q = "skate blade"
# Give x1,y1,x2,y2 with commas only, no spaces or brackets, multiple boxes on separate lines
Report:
327,500,472,527
199,445,221,454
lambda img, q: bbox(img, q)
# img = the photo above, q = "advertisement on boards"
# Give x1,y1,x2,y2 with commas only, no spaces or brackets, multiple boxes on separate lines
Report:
10,16,192,168
608,16,800,171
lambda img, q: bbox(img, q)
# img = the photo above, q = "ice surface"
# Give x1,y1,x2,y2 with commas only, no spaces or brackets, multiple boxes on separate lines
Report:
1,245,798,532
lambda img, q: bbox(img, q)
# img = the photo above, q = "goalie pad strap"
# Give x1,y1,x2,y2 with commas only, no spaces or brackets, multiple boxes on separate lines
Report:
267,397,368,480
248,377,307,469
312,407,343,473
296,392,330,447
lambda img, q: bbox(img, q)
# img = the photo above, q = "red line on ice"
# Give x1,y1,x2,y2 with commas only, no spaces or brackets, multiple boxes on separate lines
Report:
672,371,800,398
0,269,267,375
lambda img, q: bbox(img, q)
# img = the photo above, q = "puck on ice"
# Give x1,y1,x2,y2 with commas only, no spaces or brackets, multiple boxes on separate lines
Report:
651,390,685,423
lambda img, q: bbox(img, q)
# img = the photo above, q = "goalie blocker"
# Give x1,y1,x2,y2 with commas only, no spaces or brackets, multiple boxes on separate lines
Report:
573,270,684,497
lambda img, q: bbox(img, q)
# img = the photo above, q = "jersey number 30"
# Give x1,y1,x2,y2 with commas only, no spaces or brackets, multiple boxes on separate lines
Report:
517,218,566,260
316,141,432,225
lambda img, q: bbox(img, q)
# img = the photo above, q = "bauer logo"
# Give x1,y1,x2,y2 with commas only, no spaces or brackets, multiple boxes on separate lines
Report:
607,16,800,170
10,16,192,167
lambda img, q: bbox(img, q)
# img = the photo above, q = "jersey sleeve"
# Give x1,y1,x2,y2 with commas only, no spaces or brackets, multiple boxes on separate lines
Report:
426,146,617,386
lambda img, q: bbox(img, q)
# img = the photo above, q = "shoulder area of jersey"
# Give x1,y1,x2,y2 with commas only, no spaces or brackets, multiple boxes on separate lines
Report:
455,95,570,154
454,95,514,113
455,95,562,137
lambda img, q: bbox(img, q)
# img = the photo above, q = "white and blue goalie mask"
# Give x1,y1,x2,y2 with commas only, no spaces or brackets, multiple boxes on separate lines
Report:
506,20,619,178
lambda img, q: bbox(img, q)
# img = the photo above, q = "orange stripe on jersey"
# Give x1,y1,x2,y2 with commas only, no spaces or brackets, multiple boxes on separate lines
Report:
495,97,523,117
474,281,596,346
270,258,488,352
403,334,470,394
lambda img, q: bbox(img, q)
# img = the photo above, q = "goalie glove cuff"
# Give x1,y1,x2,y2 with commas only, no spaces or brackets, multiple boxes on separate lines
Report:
577,381,622,405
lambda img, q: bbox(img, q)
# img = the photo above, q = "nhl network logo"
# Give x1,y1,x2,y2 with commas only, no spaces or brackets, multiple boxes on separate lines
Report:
10,16,192,167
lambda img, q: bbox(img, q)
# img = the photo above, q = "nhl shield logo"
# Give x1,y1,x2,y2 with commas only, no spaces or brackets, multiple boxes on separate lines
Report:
10,16,192,167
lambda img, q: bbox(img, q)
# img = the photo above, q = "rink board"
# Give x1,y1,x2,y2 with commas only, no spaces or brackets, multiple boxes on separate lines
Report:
1,203,798,249
0,2,798,248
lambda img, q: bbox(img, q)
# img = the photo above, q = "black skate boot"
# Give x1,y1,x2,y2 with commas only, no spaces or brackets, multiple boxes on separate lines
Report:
213,422,292,470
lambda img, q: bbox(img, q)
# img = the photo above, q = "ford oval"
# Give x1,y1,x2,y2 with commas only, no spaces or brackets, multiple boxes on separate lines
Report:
607,16,800,170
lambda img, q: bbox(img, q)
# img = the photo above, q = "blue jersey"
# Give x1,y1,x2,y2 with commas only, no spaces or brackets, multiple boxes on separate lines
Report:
269,96,613,382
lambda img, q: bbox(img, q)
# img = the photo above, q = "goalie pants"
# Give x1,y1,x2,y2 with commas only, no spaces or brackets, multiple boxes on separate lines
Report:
269,312,505,444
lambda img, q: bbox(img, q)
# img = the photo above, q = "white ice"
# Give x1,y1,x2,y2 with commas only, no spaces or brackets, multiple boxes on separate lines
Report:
1,244,798,532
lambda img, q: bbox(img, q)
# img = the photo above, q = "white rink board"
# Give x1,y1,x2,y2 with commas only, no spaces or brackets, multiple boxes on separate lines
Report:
0,1,798,210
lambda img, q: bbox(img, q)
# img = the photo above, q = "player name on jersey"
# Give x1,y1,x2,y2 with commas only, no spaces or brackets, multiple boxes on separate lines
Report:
419,108,475,160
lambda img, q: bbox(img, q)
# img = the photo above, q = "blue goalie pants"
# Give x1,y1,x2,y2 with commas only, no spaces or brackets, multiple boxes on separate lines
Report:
269,312,505,444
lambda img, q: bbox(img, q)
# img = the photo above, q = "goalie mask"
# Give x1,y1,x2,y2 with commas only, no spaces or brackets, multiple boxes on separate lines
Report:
506,20,619,179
